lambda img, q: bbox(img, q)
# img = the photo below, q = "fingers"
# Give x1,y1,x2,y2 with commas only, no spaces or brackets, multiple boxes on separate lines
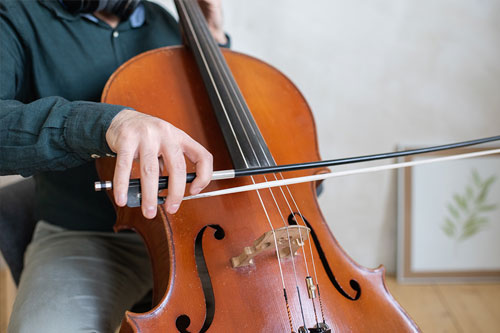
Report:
183,136,213,195
139,143,160,219
112,146,136,207
162,147,187,214
106,110,213,219
197,0,226,43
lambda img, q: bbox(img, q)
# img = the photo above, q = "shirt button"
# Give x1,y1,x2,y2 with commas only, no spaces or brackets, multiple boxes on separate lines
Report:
91,154,101,159
113,31,119,38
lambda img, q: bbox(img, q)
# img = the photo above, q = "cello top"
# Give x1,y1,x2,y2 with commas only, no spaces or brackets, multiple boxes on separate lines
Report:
97,1,420,331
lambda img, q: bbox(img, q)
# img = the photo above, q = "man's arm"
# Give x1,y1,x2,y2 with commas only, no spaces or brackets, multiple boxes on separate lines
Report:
0,5,125,176
1,0,220,219
0,98,124,176
0,4,213,219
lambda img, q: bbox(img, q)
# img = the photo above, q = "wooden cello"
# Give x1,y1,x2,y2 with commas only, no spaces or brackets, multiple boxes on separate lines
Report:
96,0,420,331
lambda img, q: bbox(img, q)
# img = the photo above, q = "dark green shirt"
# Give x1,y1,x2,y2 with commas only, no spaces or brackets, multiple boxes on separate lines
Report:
0,0,185,231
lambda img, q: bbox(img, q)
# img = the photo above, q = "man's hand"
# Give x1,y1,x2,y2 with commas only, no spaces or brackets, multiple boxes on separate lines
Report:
106,109,213,219
198,0,227,44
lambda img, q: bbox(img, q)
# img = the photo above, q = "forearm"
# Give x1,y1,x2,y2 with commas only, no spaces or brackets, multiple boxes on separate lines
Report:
0,97,124,176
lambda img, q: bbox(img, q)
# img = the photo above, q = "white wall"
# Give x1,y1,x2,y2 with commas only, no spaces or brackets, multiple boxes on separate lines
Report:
165,0,499,272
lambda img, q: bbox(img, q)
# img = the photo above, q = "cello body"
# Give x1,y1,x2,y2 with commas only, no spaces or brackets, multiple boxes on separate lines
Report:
96,45,419,332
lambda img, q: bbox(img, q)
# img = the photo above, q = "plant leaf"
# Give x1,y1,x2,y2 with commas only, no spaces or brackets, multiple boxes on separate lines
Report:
447,203,460,219
454,194,467,211
460,225,479,240
459,215,482,239
485,175,497,187
476,175,496,204
474,217,489,226
478,204,498,212
442,169,497,242
463,216,478,230
442,218,456,237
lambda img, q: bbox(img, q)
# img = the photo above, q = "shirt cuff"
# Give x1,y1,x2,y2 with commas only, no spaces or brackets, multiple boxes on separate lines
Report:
63,102,125,159
219,33,231,48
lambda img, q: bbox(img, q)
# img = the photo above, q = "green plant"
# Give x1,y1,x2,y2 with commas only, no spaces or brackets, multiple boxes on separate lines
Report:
442,169,498,242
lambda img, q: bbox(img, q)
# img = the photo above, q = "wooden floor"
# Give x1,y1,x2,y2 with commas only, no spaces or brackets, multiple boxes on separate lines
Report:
385,276,500,332
0,267,15,333
1,269,499,332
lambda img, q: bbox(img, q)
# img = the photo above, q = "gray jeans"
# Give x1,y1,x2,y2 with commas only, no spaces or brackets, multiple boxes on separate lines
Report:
8,221,153,333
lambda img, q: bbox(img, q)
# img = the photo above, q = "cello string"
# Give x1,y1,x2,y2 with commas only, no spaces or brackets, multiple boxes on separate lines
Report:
176,0,246,162
185,0,312,272
273,177,324,324
187,2,322,324
280,178,324,322
183,148,500,199
179,1,294,327
281,182,318,283
185,0,307,328
184,0,301,271
263,178,308,328
187,0,315,320
185,0,308,325
199,28,321,297
188,1,323,314
269,173,324,323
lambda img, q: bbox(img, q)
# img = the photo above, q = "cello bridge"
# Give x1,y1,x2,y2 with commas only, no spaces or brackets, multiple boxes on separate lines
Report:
231,225,310,268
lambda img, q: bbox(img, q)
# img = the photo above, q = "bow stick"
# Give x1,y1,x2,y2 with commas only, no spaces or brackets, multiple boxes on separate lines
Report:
183,147,500,200
95,135,500,197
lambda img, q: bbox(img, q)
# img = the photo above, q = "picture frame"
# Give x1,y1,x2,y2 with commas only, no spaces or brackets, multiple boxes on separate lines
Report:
397,147,500,283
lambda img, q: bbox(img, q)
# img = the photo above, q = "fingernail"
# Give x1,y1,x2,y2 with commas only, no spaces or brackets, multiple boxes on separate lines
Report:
119,194,127,205
146,206,156,218
168,204,180,214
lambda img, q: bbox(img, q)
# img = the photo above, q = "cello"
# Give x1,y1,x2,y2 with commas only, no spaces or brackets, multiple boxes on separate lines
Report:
96,0,420,331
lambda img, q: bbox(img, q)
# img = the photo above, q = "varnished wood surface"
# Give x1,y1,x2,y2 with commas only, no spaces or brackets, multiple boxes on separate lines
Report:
0,263,15,333
98,46,417,332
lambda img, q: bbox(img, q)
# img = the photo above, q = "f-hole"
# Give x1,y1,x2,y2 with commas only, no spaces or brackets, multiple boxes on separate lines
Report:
288,212,361,301
175,224,225,333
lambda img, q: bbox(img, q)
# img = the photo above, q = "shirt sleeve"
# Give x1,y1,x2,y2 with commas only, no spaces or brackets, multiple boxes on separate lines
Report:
0,3,124,177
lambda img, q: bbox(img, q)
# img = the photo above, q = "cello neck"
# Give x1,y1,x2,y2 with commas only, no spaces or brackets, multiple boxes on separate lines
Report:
175,0,275,169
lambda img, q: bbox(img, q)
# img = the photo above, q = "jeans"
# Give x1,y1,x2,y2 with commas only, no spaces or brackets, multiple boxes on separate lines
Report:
8,221,153,333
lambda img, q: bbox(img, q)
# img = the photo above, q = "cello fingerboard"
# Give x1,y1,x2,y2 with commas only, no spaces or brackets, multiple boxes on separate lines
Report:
175,0,275,169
